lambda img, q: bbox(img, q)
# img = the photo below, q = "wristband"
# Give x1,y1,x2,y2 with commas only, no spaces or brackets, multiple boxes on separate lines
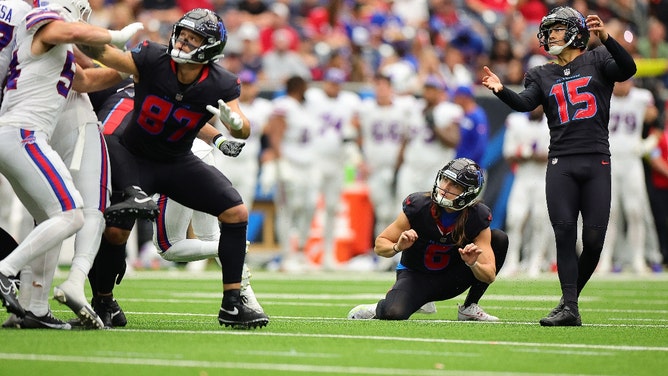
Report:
466,261,478,268
212,134,226,149
392,243,401,254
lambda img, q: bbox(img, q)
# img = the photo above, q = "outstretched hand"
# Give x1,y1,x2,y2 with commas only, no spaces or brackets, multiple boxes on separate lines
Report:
109,22,144,49
481,66,503,93
207,99,243,131
218,138,245,157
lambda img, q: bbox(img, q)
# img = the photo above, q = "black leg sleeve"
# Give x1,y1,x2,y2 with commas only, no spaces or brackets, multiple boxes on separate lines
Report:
89,235,127,295
218,222,247,285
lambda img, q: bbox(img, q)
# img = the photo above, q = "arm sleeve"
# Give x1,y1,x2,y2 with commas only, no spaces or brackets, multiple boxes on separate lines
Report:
601,36,637,81
493,75,543,112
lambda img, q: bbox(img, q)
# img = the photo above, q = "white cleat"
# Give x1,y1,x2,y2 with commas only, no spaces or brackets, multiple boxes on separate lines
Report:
53,281,104,329
417,301,437,314
457,303,499,321
347,303,377,319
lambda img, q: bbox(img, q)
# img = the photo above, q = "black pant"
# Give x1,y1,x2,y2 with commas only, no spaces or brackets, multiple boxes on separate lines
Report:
376,229,508,320
545,154,610,305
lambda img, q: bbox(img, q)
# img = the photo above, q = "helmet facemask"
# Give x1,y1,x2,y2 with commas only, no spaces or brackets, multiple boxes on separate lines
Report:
431,158,484,211
168,8,227,64
537,6,589,56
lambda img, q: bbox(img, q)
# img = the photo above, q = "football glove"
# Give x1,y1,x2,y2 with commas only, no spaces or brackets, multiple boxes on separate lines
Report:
213,135,245,157
108,22,144,49
207,99,243,131
259,160,277,195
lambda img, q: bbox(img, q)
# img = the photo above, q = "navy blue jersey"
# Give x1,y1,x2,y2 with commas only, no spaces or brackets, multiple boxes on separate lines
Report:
399,192,492,273
122,41,240,161
495,36,636,158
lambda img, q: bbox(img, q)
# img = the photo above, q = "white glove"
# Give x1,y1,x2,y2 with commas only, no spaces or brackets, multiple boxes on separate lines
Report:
108,22,144,49
259,160,277,195
640,134,659,156
207,99,243,131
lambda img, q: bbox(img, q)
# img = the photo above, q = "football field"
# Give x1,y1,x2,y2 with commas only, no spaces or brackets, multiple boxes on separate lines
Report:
1,269,667,375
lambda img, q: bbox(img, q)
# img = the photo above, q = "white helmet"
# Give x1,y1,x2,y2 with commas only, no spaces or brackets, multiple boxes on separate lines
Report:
34,0,92,22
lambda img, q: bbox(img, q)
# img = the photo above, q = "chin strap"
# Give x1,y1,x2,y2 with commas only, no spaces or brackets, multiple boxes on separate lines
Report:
170,49,194,64
548,34,576,56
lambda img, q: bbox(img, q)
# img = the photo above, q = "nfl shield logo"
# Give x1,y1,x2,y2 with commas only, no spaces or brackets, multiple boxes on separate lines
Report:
564,68,570,76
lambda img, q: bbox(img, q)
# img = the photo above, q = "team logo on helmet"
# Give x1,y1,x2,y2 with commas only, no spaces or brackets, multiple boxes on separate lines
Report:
431,158,484,211
168,8,227,64
537,6,589,55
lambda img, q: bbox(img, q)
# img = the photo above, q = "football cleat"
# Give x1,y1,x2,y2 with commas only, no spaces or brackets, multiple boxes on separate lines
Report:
457,303,499,321
539,306,582,326
218,299,269,330
22,310,71,330
347,303,377,319
546,298,565,319
2,313,23,328
92,295,127,328
104,185,159,222
240,263,264,313
54,282,104,329
417,301,437,314
0,271,25,318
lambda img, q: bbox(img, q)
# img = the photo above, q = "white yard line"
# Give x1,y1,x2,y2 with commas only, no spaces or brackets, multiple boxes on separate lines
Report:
0,352,593,376
37,327,663,352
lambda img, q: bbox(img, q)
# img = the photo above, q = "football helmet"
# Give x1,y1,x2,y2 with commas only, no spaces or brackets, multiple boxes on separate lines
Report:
432,158,484,211
537,6,589,55
34,0,92,22
168,8,227,64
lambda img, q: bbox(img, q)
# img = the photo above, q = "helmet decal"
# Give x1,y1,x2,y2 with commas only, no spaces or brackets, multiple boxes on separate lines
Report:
537,6,589,54
168,8,227,65
431,158,484,211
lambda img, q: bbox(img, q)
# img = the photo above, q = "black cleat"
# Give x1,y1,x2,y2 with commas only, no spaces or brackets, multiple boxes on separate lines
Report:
92,296,127,328
539,306,582,326
104,186,159,221
546,298,565,319
2,313,23,328
22,310,71,330
218,302,269,330
0,272,25,318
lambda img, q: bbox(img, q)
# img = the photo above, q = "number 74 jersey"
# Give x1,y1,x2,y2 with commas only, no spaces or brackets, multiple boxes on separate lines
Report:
524,45,616,158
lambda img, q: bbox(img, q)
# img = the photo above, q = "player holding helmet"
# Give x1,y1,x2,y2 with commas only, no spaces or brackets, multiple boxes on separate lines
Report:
347,158,508,321
482,6,637,326
80,8,268,329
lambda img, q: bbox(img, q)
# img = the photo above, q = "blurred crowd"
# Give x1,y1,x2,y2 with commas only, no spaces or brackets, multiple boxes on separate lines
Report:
87,0,668,96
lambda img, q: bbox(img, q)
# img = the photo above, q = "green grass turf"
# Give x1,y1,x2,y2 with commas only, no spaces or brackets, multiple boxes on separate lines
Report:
1,270,667,375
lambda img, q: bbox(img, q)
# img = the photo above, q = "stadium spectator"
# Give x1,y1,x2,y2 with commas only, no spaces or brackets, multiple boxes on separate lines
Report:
452,85,488,165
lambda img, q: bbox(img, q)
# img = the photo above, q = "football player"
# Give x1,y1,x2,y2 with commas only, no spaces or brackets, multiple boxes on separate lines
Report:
348,158,507,321
80,8,269,329
482,6,637,326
